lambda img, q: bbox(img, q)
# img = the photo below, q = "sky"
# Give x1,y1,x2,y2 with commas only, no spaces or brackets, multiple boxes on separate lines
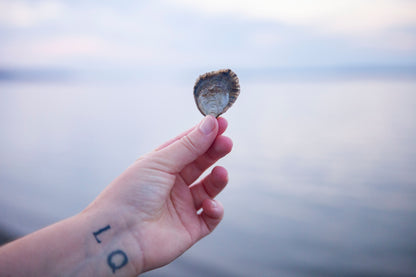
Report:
0,0,415,72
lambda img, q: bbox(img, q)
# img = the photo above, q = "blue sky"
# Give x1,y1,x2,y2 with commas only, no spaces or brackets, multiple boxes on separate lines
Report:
0,0,415,71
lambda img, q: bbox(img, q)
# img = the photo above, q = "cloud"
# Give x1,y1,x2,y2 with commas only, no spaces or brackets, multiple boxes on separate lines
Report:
0,34,171,68
0,0,64,27
0,0,414,69
171,0,416,34
171,0,416,49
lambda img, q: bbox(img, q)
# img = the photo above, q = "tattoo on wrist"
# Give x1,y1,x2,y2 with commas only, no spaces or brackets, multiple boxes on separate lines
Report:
107,250,129,273
93,225,129,274
93,224,111,243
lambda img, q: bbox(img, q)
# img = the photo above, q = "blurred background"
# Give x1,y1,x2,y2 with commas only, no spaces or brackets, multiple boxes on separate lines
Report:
1,0,416,276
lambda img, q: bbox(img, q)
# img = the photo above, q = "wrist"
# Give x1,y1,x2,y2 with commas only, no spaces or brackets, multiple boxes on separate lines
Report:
0,208,143,277
79,205,144,276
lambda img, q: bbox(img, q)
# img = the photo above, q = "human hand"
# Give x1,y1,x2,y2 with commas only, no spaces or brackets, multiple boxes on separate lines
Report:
85,115,233,274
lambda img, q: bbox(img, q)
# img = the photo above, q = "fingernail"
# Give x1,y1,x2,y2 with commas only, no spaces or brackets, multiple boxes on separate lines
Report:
199,116,215,135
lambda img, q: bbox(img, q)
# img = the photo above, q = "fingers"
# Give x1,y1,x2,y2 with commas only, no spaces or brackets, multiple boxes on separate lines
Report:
216,117,228,136
155,117,227,152
191,166,228,209
199,199,224,236
152,115,218,173
180,135,233,185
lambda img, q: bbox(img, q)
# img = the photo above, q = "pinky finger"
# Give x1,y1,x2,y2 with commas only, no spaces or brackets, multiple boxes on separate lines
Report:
199,199,224,236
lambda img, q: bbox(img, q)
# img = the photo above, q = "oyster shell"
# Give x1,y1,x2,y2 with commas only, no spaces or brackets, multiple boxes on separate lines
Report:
193,69,240,117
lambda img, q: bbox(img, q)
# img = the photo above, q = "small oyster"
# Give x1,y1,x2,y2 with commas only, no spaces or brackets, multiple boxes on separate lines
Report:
193,69,240,117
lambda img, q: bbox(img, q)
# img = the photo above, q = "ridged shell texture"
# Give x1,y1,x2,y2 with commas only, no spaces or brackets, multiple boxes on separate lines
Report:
193,69,240,117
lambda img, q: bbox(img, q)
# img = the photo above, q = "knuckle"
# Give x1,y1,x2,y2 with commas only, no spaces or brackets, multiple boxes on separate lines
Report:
181,135,200,157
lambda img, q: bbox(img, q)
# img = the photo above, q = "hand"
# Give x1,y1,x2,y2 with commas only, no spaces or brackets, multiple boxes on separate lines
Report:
0,115,232,277
86,115,233,274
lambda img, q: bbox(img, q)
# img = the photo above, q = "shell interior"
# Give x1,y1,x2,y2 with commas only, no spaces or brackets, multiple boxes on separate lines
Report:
193,69,240,117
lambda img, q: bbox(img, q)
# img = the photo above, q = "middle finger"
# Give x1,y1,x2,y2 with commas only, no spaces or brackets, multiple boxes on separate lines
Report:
180,135,232,185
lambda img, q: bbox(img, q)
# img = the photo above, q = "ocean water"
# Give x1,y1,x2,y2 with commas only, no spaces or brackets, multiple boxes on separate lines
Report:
1,74,415,276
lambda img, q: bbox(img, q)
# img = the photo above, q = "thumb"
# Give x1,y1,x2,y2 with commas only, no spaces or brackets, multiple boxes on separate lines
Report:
153,115,218,173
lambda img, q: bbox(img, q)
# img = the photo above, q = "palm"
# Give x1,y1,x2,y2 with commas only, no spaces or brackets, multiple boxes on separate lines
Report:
136,163,227,267
167,173,204,241
123,117,232,272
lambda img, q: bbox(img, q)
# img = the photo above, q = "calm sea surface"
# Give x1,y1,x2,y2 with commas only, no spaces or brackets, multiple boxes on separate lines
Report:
1,75,415,276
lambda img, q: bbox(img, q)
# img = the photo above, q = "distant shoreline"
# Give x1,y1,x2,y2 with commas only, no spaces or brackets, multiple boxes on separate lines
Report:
0,228,17,246
0,65,415,83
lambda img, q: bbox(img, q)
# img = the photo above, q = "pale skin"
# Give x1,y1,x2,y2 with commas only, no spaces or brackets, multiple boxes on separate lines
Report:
0,115,233,276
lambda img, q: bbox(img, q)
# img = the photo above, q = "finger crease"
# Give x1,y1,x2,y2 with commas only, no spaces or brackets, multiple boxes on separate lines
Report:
181,136,200,158
202,179,213,198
